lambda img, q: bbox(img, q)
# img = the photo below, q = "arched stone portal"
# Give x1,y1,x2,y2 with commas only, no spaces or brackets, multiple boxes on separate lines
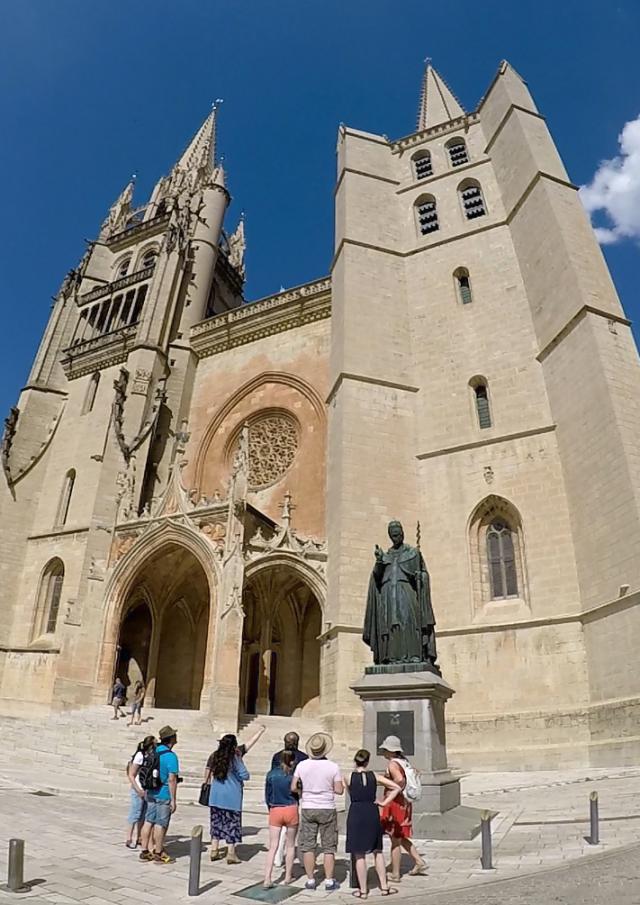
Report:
240,565,322,717
114,543,210,710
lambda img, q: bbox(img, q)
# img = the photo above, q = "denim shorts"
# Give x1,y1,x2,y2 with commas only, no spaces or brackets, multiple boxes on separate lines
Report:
127,788,147,825
145,796,172,828
130,701,143,715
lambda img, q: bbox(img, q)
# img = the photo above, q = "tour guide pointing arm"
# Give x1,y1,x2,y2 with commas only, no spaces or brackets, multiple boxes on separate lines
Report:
363,520,438,669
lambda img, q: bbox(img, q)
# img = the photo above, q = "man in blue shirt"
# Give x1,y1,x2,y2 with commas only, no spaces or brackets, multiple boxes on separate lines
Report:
139,725,179,864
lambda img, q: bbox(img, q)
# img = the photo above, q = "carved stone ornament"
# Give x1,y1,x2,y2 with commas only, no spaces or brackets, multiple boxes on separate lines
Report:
111,531,140,563
231,414,299,490
1,406,19,485
199,519,226,550
111,367,166,465
483,466,494,485
245,492,327,573
132,369,153,396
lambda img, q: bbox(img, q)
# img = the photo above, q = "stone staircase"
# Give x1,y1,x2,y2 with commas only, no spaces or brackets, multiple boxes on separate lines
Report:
1,707,356,812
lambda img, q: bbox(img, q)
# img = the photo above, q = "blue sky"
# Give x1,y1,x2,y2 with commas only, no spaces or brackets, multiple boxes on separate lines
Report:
1,0,639,417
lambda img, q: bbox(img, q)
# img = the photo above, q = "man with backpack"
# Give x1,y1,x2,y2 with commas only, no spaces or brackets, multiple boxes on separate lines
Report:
379,736,427,880
139,725,180,864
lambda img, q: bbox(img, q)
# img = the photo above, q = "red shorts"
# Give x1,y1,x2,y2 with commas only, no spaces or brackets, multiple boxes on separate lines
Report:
380,798,412,839
268,805,299,828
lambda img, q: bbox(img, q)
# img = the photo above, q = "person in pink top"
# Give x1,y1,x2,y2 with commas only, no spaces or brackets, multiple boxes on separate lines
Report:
291,732,344,892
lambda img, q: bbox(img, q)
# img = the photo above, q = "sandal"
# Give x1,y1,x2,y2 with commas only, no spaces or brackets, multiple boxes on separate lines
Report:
153,851,174,864
352,891,368,899
381,890,398,897
408,861,427,876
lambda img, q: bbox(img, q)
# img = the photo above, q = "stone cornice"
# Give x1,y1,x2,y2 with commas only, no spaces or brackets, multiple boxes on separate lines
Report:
60,326,139,380
106,213,170,250
391,113,480,154
190,277,331,358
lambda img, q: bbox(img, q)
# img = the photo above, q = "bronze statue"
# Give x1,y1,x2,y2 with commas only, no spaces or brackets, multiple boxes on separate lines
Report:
363,520,438,670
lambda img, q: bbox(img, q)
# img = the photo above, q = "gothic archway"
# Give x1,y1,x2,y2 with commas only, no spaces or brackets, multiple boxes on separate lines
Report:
105,538,213,710
240,563,323,717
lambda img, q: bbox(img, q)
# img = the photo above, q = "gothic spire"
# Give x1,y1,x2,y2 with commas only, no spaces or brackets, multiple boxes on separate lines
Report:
100,177,135,239
417,63,465,131
175,103,219,176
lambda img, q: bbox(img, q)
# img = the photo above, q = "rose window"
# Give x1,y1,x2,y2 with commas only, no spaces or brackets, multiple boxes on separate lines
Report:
242,413,299,488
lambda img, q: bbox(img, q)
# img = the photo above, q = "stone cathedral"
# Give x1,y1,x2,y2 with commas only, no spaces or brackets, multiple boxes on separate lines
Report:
1,61,640,771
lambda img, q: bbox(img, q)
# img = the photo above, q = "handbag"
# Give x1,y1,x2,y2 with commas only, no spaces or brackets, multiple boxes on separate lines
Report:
198,782,211,807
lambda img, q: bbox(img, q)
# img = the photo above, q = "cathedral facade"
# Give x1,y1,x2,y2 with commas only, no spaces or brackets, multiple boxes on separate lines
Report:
2,62,640,770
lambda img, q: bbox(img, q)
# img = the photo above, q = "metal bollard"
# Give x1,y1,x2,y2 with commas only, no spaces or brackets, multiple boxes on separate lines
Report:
480,811,493,870
589,791,600,845
7,838,28,893
188,825,203,897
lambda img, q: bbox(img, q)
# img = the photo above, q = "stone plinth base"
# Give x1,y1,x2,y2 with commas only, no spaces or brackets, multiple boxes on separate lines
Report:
351,669,484,840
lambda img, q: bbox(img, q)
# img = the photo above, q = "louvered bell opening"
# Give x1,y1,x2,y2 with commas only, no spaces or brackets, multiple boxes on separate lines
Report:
418,202,439,235
415,157,433,180
475,386,491,429
458,277,472,304
462,187,486,219
449,144,469,167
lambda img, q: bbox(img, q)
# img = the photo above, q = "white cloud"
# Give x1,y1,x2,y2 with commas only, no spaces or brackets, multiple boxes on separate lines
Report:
580,114,640,244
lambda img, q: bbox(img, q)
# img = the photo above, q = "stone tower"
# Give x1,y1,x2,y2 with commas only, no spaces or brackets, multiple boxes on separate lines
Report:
327,61,640,765
0,107,245,711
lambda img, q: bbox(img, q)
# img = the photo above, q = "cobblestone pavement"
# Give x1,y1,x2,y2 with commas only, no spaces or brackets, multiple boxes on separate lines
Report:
0,767,640,903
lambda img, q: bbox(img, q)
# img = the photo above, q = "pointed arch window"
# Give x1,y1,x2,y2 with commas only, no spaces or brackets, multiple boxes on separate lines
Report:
56,469,76,527
469,496,527,609
412,150,433,181
487,521,518,598
415,195,439,236
459,179,487,220
115,257,131,279
82,372,100,415
35,558,65,636
469,378,492,429
454,267,473,304
447,137,469,168
141,249,157,270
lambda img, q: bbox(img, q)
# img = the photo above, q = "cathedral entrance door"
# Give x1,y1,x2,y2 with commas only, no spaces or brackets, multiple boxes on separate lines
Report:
114,543,211,710
241,565,322,718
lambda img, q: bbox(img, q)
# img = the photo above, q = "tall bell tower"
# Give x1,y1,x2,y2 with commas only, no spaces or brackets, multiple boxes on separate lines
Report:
0,106,246,709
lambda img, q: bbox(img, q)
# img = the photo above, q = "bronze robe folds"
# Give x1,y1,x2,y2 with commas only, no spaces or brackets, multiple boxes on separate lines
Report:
363,543,437,665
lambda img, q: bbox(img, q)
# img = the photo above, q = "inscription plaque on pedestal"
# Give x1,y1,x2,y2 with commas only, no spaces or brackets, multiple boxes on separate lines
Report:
376,710,415,756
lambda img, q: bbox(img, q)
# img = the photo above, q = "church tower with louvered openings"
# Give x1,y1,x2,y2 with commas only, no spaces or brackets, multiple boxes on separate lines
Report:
2,64,640,770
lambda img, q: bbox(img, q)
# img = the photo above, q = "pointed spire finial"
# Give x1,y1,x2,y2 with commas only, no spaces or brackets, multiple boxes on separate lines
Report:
417,61,465,131
281,491,295,528
228,215,246,278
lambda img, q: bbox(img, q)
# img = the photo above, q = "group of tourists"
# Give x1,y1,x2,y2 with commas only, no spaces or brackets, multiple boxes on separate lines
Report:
125,723,427,895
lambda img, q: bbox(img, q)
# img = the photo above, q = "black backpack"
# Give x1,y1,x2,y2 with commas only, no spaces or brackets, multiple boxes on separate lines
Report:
138,747,163,792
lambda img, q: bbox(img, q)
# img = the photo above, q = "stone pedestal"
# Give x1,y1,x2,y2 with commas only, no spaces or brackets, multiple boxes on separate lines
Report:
351,666,484,840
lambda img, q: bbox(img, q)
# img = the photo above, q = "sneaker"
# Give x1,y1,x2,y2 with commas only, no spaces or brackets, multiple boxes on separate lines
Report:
139,850,153,862
325,879,339,891
305,879,317,890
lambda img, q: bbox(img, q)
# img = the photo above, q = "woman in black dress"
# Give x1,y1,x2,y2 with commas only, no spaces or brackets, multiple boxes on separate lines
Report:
345,749,401,898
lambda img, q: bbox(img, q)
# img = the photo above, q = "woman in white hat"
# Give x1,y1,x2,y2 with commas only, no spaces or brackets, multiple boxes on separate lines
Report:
379,736,427,880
